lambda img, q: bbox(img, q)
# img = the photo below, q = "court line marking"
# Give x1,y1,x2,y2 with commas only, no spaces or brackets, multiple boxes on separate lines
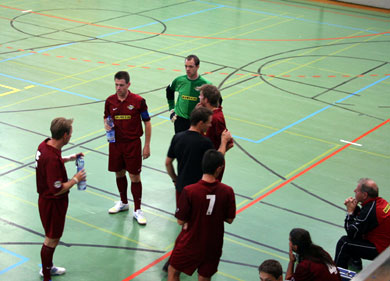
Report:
0,5,223,63
255,75,390,144
122,118,389,280
196,0,387,34
0,246,29,275
340,139,362,146
1,3,388,43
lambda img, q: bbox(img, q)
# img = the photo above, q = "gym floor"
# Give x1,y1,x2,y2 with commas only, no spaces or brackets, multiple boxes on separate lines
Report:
0,0,389,280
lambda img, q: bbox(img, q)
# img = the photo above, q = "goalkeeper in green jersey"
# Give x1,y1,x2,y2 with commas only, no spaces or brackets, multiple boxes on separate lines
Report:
166,55,211,133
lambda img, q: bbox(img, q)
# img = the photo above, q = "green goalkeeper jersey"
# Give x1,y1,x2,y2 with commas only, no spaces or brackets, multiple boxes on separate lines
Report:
168,75,211,119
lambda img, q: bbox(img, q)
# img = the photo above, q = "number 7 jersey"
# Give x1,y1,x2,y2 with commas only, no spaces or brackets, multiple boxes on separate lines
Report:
174,180,236,260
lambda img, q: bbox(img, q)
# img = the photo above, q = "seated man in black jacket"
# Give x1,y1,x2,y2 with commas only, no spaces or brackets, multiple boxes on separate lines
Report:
335,178,390,270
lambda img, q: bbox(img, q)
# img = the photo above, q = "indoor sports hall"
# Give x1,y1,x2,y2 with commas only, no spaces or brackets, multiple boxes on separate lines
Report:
0,0,389,280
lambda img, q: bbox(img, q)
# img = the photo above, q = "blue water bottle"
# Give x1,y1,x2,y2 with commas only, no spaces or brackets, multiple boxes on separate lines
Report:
106,115,115,143
76,155,87,190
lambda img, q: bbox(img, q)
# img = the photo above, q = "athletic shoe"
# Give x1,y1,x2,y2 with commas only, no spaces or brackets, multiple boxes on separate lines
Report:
108,201,129,214
133,209,147,225
39,265,66,277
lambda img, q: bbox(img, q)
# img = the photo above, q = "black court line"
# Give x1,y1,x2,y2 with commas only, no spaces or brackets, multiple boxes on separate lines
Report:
225,232,288,255
311,61,389,99
219,259,258,269
259,201,344,228
0,242,165,253
233,140,345,211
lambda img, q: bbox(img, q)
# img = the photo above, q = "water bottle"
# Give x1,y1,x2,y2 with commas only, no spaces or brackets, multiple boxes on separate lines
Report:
76,155,87,191
106,115,115,143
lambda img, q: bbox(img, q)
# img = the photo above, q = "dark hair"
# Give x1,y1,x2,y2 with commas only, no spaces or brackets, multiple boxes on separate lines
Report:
186,54,200,66
190,107,212,126
358,178,378,198
289,228,335,266
50,117,73,140
114,71,130,83
258,259,282,279
199,84,221,107
202,149,224,175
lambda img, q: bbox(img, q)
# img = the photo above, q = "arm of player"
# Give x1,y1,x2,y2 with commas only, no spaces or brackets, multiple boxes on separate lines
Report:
143,120,151,160
62,152,84,163
165,157,177,183
285,243,296,280
218,129,232,155
166,85,175,110
54,169,86,196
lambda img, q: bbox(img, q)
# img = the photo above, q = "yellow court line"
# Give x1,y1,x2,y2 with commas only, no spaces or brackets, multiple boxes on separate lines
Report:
1,12,295,109
71,128,105,142
216,270,245,281
224,237,289,261
236,144,340,208
223,29,374,99
250,144,340,199
0,188,156,249
226,115,390,158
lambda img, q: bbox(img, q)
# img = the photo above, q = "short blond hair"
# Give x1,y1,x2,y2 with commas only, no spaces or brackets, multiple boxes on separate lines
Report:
50,117,73,140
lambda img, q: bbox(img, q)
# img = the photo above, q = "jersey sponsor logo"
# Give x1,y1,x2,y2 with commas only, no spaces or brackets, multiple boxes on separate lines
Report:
383,204,390,214
114,115,131,120
54,181,62,188
128,105,134,110
181,95,197,101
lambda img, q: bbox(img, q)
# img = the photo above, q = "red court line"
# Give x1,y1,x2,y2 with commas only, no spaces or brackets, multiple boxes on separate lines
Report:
122,251,172,281
236,118,389,214
123,119,389,280
1,4,389,42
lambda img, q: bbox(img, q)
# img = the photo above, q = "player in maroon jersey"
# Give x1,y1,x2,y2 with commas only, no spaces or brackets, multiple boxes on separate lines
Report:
168,149,236,281
197,84,233,181
286,228,341,281
35,117,86,281
104,71,151,225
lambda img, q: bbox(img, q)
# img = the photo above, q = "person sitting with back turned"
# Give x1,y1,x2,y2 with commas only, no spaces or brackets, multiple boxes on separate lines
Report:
335,178,390,270
286,228,341,281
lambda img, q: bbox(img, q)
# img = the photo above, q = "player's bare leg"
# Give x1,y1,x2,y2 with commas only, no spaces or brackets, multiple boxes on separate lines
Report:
198,274,211,281
167,265,181,281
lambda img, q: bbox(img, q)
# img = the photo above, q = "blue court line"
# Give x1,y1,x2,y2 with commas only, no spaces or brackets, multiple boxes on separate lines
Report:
255,75,390,144
0,72,101,101
196,0,386,35
0,6,223,63
0,246,29,275
158,76,389,144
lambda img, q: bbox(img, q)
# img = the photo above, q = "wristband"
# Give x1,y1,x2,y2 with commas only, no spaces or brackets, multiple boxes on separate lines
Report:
72,177,79,184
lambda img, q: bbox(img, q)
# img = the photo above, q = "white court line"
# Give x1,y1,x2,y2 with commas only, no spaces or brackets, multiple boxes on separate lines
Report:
340,139,362,146
22,10,32,13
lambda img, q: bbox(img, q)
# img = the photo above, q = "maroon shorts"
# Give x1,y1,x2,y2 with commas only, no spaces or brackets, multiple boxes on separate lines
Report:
108,139,141,174
170,247,220,278
38,196,68,239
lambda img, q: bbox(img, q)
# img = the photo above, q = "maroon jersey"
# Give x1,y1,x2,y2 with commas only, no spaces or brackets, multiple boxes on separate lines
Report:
205,107,227,149
173,180,236,261
292,260,341,281
104,91,150,142
35,138,68,199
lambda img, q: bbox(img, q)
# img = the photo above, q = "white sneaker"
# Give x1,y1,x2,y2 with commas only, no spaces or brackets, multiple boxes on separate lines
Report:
133,209,147,225
39,265,66,277
108,201,129,214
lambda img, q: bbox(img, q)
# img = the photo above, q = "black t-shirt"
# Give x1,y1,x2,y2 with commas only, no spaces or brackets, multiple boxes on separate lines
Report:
167,130,213,192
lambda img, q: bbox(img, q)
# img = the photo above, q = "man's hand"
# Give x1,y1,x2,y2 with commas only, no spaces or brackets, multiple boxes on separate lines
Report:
143,145,150,160
344,196,357,214
170,110,177,123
